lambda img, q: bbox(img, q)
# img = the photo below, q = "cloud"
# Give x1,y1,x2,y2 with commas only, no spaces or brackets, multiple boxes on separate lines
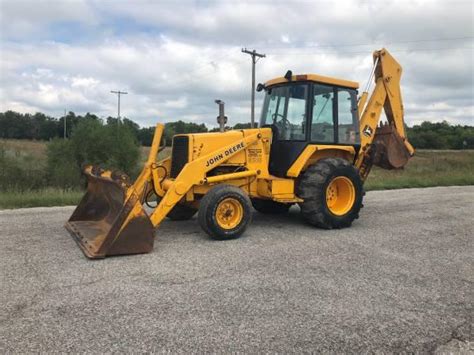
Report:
0,0,98,40
164,97,188,109
0,0,472,127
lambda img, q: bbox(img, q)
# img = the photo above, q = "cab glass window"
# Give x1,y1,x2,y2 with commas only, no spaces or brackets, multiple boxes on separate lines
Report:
260,84,308,140
311,84,334,142
337,89,360,144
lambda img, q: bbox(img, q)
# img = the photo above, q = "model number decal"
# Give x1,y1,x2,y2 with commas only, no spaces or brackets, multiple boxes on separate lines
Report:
205,142,245,167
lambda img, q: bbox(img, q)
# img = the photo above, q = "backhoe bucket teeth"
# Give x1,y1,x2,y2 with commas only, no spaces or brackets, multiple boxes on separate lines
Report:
65,166,155,259
372,123,412,169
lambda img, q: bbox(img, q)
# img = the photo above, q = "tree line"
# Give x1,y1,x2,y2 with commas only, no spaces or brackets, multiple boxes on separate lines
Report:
407,121,474,149
0,110,251,146
0,110,472,149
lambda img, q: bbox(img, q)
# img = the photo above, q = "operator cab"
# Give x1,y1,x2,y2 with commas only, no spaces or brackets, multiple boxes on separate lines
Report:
259,73,360,177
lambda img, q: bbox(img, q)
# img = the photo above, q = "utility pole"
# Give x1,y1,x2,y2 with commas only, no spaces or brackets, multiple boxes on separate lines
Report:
241,48,265,128
215,100,227,132
63,109,67,139
110,90,128,124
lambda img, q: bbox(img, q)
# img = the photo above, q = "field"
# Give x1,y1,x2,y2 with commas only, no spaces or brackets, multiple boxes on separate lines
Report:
365,150,474,190
1,139,473,209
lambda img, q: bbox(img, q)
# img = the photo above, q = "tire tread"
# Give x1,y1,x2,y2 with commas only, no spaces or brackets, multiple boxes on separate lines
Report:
296,158,363,229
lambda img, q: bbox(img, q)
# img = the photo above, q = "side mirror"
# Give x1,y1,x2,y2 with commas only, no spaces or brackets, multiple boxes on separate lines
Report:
256,83,265,92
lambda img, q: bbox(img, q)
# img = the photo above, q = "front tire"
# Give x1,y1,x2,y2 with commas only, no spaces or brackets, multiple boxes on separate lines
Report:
198,184,252,240
296,158,363,229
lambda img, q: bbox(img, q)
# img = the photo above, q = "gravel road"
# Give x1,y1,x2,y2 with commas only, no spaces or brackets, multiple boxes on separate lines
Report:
1,186,473,353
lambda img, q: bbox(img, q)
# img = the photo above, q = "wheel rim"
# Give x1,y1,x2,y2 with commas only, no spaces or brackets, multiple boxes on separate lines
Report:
216,197,243,229
326,176,355,216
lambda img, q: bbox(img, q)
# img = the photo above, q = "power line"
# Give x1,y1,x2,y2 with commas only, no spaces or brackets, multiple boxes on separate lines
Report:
131,48,241,96
250,36,474,50
242,48,266,128
266,46,474,56
125,38,472,102
130,37,473,96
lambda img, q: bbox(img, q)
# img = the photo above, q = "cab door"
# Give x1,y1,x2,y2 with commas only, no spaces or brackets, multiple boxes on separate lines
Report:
260,83,310,177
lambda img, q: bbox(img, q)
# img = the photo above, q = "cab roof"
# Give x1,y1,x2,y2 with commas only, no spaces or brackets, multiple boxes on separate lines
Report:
265,73,359,89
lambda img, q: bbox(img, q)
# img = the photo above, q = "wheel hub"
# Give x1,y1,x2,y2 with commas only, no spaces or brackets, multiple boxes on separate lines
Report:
326,176,355,216
216,197,243,229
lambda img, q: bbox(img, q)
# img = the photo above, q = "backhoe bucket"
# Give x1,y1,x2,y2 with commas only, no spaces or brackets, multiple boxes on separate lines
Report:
65,166,155,259
372,123,412,169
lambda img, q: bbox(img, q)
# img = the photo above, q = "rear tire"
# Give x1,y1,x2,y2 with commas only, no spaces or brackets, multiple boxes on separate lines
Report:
198,184,252,240
296,158,363,229
251,198,291,214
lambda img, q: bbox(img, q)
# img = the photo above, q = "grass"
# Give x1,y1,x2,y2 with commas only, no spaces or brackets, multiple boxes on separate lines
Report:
0,139,47,160
0,188,84,209
365,150,474,190
0,138,473,209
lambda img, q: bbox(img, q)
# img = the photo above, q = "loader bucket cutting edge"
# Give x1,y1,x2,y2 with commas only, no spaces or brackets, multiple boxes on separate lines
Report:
372,123,413,170
65,168,155,259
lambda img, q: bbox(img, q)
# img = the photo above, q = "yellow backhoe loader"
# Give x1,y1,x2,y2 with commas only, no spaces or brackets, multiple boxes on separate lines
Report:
66,48,414,258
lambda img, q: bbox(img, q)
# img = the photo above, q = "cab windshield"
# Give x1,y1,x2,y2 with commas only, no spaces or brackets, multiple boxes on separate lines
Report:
259,84,308,140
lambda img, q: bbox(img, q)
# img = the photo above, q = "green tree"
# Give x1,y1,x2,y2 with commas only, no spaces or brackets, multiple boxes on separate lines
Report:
137,127,155,146
122,118,140,138
233,122,252,129
46,139,82,188
406,120,474,149
46,119,141,188
162,121,208,145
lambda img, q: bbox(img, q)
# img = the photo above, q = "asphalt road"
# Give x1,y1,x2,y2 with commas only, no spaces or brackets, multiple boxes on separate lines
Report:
1,186,473,353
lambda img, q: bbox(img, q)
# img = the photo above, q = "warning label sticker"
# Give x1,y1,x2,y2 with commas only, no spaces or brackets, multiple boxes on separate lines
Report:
248,148,262,163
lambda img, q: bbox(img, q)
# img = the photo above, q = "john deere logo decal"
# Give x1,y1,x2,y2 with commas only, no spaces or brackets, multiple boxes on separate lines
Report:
205,142,244,167
363,125,373,137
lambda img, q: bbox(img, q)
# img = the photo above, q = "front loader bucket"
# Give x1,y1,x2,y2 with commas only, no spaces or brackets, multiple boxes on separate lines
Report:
372,122,413,169
65,166,155,259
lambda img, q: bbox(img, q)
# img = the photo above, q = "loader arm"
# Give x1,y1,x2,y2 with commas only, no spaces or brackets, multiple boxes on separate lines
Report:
355,48,415,179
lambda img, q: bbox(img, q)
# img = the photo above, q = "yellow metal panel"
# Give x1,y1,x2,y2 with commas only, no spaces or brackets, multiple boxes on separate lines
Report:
256,177,301,201
271,179,294,197
287,145,356,177
257,179,272,198
265,74,358,89
190,130,246,164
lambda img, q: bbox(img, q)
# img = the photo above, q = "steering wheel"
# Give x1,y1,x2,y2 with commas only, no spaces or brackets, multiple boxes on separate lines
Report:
272,113,291,132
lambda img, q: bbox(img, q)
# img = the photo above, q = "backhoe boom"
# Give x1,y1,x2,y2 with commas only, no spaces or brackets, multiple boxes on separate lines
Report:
355,49,415,178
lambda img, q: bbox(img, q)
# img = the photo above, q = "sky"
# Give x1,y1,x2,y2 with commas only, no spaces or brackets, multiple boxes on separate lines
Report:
0,0,473,128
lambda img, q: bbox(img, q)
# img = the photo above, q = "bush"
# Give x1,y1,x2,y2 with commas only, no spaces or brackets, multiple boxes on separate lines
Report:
46,139,82,189
46,120,141,188
0,144,46,191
